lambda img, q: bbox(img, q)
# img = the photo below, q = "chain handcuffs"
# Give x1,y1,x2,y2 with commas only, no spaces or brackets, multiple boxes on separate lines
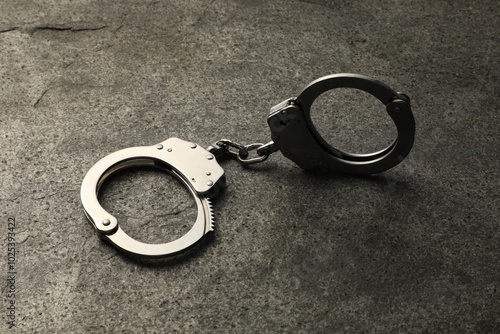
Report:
81,73,415,258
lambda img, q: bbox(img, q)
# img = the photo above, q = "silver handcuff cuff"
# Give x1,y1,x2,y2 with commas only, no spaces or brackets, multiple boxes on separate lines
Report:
81,73,415,258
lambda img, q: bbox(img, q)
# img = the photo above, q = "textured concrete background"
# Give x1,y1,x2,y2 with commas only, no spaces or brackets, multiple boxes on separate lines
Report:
1,0,499,333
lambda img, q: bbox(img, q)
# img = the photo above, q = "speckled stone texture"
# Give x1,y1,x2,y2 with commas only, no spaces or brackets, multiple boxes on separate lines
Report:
1,0,499,333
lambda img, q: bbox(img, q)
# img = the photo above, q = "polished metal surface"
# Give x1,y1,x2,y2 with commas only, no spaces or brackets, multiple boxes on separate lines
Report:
81,74,415,258
80,137,224,257
267,73,415,174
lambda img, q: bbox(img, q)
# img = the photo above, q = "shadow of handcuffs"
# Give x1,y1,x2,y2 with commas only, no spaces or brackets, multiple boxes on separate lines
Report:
81,74,415,258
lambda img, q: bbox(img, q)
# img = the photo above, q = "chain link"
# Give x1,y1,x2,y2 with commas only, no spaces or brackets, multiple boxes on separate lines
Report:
207,139,275,165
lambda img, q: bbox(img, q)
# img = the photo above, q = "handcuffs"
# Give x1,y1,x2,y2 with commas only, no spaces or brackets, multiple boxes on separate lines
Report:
81,73,415,258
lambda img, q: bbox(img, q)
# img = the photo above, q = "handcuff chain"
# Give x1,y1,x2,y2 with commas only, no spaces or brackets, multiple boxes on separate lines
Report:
208,139,277,165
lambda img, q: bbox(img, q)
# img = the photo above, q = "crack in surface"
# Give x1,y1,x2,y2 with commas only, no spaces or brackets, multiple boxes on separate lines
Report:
29,22,108,35
21,21,109,36
1,22,109,35
34,88,50,108
0,26,17,33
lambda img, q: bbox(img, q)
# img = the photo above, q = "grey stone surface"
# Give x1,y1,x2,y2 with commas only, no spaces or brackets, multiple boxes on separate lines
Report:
1,0,499,333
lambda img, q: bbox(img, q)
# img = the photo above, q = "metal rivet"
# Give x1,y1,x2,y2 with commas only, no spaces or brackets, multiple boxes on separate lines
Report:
102,219,111,226
191,178,196,183
156,144,163,150
207,155,214,160
167,148,172,152
207,181,214,186
190,143,197,149
206,172,211,176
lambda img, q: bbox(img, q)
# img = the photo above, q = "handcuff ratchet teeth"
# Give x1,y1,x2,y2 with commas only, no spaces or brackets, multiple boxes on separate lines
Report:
80,73,415,258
